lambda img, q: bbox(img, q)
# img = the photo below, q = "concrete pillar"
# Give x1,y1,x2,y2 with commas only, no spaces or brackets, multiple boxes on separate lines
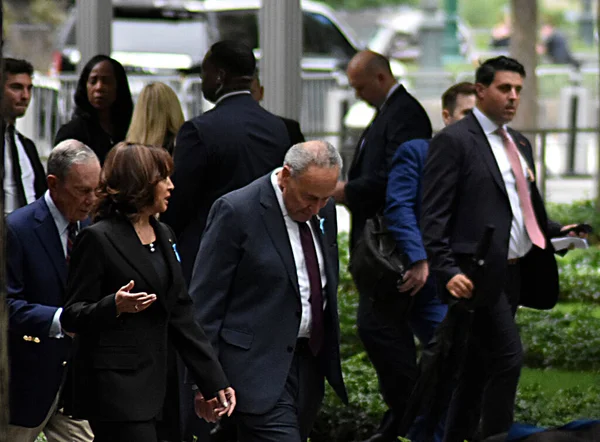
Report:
77,0,112,72
259,0,302,120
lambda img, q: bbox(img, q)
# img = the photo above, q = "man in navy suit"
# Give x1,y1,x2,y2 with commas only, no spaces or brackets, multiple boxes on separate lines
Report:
162,40,290,285
190,141,348,442
380,82,476,442
6,139,100,442
332,50,432,442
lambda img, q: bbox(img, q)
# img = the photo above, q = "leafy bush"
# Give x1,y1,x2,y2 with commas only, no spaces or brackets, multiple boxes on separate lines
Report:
515,383,600,427
556,248,600,303
517,307,600,371
546,199,600,245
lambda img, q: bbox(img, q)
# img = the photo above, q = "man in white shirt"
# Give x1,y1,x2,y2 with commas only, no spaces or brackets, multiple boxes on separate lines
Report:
2,58,47,215
6,139,100,442
421,56,578,441
190,141,347,442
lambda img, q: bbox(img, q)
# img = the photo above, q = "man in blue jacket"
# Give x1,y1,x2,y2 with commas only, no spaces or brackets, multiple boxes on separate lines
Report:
6,139,99,442
378,82,476,442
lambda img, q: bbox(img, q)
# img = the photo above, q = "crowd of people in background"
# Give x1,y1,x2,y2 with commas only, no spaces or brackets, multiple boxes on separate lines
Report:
2,37,588,442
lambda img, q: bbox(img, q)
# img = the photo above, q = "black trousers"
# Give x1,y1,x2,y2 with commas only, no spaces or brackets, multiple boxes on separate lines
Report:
443,262,524,442
234,339,325,442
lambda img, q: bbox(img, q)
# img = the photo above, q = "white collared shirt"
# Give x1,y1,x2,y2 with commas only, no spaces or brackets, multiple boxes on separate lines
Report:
44,191,80,339
215,90,252,106
271,168,327,338
3,128,36,215
473,107,532,259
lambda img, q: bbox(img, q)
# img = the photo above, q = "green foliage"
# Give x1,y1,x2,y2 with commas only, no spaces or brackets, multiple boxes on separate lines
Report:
515,383,600,427
546,200,600,245
517,307,600,371
556,248,600,303
459,0,508,28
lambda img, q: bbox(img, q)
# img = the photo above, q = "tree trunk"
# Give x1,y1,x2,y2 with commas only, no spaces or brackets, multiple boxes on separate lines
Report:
0,0,8,437
509,0,538,134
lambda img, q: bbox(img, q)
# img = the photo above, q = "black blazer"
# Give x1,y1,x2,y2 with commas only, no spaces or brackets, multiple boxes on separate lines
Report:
189,174,347,414
161,93,291,283
421,112,560,309
54,114,118,164
280,116,305,146
61,216,229,422
1,130,47,200
346,84,432,248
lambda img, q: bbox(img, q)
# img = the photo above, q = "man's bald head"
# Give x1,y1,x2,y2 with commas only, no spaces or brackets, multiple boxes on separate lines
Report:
346,51,396,108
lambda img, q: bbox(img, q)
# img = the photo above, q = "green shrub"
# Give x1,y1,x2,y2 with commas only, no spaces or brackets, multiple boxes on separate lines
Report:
556,248,600,303
515,383,600,427
546,200,600,245
517,307,600,371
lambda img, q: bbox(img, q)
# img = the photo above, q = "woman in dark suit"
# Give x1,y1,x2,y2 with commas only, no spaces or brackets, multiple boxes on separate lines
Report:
54,55,133,164
61,142,235,442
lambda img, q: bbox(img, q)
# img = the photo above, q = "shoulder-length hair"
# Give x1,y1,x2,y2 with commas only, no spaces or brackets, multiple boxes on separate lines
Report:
94,142,173,221
73,55,134,142
126,82,185,155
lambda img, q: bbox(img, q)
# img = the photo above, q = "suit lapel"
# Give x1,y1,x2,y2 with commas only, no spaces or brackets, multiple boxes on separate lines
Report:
153,219,180,302
33,199,67,290
103,217,164,302
467,113,508,198
259,176,300,298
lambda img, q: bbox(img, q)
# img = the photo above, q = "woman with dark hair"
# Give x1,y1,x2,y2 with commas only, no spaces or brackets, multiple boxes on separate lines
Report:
61,142,235,442
54,55,133,164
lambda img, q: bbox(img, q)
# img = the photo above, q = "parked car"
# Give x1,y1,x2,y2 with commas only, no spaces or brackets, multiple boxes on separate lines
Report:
51,1,210,75
368,7,473,64
51,0,362,75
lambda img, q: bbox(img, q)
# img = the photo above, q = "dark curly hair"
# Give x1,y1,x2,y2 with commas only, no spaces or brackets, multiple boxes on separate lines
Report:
94,142,173,221
73,55,133,142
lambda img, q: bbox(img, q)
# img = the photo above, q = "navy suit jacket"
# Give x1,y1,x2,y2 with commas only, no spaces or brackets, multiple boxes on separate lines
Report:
189,174,348,415
346,84,432,249
422,113,560,308
385,138,430,266
6,197,88,427
162,93,291,283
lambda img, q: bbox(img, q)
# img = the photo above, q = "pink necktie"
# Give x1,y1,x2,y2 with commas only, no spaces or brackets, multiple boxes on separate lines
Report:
497,127,546,250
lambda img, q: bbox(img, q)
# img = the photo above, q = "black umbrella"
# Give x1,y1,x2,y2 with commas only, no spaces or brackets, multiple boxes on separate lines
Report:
398,225,496,439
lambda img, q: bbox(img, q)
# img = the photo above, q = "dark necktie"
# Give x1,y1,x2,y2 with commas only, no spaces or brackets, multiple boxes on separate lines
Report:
66,222,78,263
6,125,27,208
297,221,324,355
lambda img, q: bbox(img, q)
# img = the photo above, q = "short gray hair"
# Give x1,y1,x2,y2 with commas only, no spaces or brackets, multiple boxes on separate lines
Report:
47,139,99,180
284,140,342,176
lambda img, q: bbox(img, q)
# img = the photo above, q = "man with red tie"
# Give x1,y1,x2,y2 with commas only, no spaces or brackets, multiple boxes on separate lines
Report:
189,140,347,442
421,56,579,442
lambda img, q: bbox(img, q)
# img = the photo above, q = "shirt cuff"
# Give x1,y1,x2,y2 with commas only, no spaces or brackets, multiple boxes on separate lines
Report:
49,308,65,339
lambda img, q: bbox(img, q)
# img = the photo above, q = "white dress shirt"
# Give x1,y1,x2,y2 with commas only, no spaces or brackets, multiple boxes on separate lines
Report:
45,191,79,339
271,169,327,338
473,107,532,259
3,128,36,215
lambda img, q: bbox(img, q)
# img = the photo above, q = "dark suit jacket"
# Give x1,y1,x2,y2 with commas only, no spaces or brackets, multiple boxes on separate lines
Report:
6,197,84,427
54,113,117,164
189,174,348,415
280,116,305,146
346,84,432,249
61,216,229,422
421,112,561,309
1,130,47,202
161,93,291,283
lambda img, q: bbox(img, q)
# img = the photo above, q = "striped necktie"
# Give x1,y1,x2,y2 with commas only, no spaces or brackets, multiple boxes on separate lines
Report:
66,222,78,263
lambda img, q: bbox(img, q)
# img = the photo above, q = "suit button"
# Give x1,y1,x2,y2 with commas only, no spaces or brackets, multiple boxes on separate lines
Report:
287,346,294,353
62,361,67,367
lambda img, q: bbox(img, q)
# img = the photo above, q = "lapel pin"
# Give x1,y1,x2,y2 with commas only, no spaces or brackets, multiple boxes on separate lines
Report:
172,243,181,263
526,167,535,182
317,215,326,235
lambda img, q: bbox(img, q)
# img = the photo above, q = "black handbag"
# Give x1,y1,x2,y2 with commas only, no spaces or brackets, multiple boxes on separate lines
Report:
349,214,414,323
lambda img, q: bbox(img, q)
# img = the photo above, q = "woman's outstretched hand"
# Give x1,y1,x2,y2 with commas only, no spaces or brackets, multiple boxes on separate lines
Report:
115,280,156,315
